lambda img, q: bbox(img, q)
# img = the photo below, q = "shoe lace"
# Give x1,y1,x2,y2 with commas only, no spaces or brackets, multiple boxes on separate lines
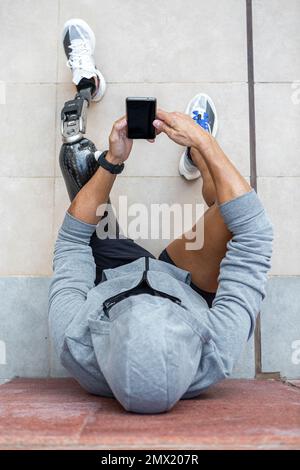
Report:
66,39,94,72
192,110,211,133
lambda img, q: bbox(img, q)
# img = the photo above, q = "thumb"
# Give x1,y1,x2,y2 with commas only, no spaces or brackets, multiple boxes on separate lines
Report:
153,119,174,138
114,117,127,131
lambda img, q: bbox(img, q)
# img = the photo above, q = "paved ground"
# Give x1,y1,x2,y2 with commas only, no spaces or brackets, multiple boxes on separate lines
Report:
0,378,299,449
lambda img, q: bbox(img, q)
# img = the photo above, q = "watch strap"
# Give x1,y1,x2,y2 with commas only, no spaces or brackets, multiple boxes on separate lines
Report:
98,151,124,174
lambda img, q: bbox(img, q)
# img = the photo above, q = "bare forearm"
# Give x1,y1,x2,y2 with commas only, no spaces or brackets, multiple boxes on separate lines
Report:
68,160,116,225
67,115,133,224
153,109,252,204
193,136,251,204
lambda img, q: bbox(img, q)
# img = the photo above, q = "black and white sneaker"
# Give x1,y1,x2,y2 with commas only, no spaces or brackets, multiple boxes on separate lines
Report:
179,93,218,180
62,18,106,102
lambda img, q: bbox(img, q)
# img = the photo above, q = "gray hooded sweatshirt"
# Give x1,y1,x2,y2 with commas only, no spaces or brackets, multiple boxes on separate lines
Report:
49,190,273,413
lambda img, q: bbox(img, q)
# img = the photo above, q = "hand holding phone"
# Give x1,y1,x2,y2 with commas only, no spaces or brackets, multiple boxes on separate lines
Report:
126,97,156,139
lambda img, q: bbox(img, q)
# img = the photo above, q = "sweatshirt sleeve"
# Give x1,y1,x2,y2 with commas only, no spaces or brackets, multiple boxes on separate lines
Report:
208,190,273,376
48,212,97,356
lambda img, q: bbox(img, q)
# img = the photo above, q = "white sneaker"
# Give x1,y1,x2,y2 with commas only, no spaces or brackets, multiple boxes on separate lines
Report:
62,18,106,102
179,93,218,180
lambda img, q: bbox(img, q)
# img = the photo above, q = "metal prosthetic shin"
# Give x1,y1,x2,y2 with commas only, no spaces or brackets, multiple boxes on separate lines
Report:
59,87,119,237
59,87,100,201
59,138,100,201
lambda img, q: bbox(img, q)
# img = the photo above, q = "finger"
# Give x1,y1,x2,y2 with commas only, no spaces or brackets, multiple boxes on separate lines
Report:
153,119,174,138
152,121,162,136
156,108,175,126
147,139,155,143
114,116,127,131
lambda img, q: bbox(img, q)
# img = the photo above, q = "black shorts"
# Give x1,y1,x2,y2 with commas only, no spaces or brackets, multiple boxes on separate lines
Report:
90,233,216,308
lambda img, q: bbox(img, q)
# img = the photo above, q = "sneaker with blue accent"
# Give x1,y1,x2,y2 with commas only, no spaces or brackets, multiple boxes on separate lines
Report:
179,93,218,180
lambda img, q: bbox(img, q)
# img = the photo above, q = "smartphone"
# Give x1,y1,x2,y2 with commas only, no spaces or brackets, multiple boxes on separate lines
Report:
126,97,156,139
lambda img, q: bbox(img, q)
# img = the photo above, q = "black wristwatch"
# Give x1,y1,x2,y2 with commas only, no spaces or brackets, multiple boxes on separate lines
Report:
97,151,124,175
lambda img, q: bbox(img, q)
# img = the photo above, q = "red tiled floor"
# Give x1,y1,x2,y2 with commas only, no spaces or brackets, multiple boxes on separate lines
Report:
0,378,299,449
288,380,300,389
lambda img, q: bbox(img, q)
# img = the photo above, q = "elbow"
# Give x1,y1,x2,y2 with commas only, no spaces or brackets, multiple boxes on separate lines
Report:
258,209,274,240
261,207,274,239
265,216,274,241
263,217,274,261
254,213,274,262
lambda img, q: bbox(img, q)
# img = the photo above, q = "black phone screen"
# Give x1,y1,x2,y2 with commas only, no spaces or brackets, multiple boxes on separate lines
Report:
126,97,156,139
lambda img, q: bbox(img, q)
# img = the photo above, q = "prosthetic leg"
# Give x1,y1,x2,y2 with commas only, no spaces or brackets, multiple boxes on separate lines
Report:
59,83,155,286
59,84,100,201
